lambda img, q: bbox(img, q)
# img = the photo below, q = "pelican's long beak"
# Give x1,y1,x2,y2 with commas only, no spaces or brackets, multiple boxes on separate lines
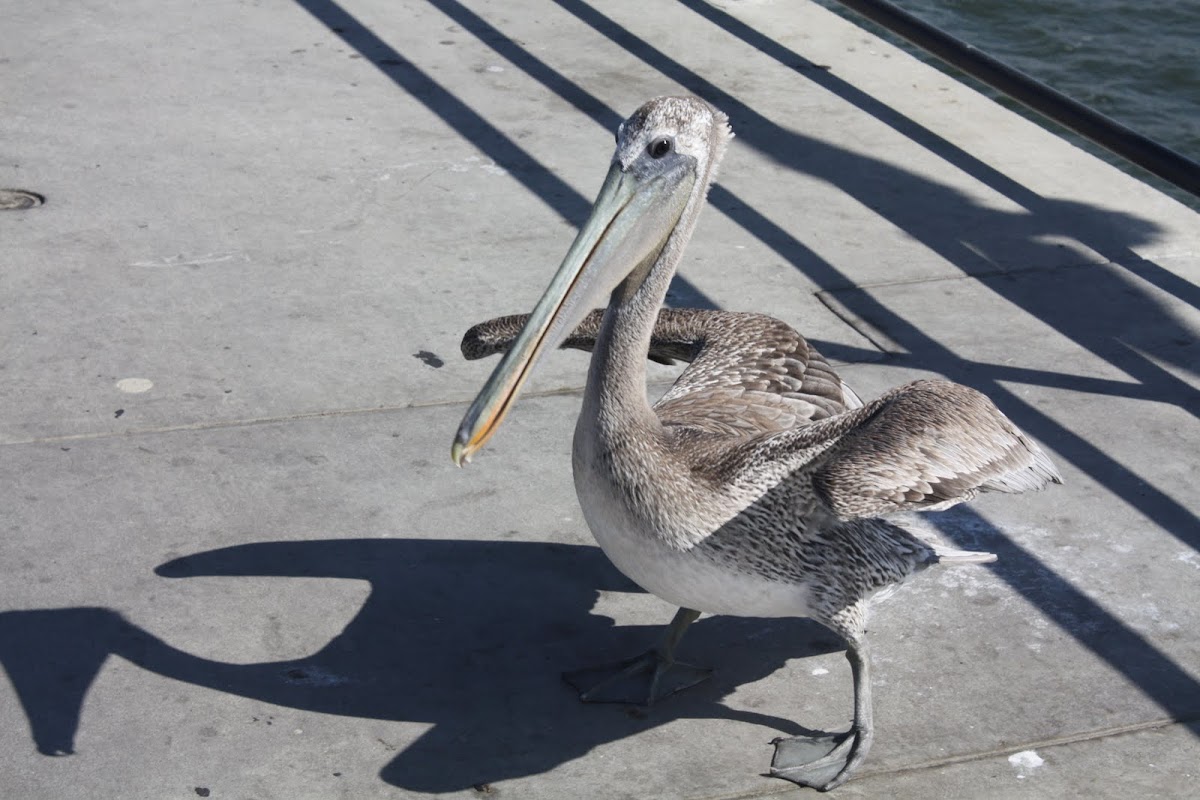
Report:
452,160,694,466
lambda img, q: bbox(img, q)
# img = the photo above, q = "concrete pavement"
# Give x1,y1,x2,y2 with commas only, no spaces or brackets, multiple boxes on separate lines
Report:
3,0,1198,797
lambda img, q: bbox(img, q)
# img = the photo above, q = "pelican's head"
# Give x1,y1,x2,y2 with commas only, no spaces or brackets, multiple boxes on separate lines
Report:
612,95,732,189
452,97,731,466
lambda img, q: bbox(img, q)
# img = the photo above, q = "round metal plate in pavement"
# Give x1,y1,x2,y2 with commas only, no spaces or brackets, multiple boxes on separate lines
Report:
0,189,45,210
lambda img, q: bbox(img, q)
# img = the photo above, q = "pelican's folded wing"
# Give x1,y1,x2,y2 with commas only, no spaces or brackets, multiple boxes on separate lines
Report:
652,311,860,438
461,308,694,365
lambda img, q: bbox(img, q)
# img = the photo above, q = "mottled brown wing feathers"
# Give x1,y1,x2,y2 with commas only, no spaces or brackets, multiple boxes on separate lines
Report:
803,380,1062,519
651,310,860,436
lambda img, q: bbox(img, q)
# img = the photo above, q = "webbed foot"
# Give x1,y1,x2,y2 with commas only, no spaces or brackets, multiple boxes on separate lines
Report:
563,649,712,705
769,727,869,791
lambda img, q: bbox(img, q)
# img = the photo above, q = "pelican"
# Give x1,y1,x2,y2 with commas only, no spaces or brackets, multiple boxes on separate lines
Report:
452,97,1060,791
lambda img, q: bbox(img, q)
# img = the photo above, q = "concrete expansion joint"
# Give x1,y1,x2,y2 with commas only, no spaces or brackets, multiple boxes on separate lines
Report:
816,257,1120,294
0,383,640,447
696,714,1198,800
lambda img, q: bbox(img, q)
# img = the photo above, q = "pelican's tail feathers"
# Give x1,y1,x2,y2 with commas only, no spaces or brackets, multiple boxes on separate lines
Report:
933,546,997,565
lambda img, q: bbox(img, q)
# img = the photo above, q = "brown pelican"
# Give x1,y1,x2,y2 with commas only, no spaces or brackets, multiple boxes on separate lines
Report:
452,97,1060,791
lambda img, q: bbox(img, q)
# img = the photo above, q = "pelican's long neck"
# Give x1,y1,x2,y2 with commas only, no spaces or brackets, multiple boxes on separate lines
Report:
582,158,720,443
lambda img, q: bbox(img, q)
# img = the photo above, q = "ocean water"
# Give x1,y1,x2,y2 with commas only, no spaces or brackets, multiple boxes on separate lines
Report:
817,0,1200,209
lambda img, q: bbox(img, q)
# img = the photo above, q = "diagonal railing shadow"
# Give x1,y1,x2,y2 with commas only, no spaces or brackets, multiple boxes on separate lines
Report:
677,0,1200,314
930,505,1200,738
810,341,1192,402
552,0,1198,396
287,0,718,310
392,0,1198,414
417,0,1199,407
276,0,1200,753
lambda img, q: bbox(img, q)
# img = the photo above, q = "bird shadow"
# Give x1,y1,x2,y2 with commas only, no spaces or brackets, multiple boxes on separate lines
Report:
0,537,842,792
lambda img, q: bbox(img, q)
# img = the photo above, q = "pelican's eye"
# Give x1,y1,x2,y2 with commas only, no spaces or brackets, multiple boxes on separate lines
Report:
647,137,673,159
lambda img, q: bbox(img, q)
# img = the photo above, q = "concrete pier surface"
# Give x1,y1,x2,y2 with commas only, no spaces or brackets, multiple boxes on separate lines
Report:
3,0,1198,797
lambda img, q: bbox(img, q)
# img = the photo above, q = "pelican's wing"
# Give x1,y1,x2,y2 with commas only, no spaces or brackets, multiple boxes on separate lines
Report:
462,308,860,439
462,308,694,365
724,379,1062,519
648,310,861,438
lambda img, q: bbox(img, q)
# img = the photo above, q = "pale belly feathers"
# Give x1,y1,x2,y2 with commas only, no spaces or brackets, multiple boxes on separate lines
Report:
574,467,814,619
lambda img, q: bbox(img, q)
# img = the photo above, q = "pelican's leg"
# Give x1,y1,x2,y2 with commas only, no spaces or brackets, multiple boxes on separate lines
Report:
563,607,711,705
770,630,874,791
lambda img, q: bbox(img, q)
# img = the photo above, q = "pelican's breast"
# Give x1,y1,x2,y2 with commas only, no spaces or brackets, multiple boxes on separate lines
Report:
572,451,815,619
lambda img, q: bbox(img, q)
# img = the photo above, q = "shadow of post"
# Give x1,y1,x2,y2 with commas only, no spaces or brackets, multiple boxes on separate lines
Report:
929,506,1200,736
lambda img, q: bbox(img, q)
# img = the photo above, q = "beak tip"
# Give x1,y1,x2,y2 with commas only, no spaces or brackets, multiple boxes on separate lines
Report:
451,439,473,468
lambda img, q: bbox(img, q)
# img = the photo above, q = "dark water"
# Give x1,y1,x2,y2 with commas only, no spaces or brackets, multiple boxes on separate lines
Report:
817,0,1200,209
